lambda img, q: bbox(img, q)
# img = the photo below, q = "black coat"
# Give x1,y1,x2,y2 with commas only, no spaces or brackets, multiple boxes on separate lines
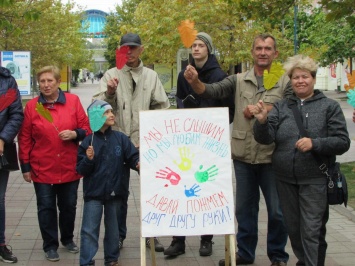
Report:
0,67,23,144
176,54,234,123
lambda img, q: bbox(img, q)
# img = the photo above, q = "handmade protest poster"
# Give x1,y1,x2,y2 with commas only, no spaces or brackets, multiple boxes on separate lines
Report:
140,108,235,237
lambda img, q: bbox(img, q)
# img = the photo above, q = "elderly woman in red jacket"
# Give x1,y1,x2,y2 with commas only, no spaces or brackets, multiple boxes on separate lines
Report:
18,66,91,262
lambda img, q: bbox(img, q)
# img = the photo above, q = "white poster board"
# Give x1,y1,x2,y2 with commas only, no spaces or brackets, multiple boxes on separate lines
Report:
140,108,235,237
1,51,31,96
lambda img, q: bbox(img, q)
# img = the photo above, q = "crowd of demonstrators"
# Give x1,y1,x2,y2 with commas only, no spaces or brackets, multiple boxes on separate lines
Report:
3,30,352,266
164,32,234,258
93,33,170,252
18,66,91,262
253,54,350,266
0,66,23,263
184,33,291,266
77,100,140,266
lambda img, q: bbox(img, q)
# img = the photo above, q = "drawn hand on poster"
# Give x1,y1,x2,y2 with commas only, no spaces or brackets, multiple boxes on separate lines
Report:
174,146,194,171
184,184,201,197
156,167,181,185
194,165,218,183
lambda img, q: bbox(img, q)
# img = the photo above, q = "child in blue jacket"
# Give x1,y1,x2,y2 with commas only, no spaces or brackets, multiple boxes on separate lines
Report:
76,100,139,266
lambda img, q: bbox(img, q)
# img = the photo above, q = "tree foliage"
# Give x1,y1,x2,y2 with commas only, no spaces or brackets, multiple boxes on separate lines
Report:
319,0,355,25
283,5,355,66
0,0,92,72
103,0,296,71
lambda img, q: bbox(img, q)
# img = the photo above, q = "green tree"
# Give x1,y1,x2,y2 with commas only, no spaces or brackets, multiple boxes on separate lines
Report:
0,0,92,71
319,0,355,25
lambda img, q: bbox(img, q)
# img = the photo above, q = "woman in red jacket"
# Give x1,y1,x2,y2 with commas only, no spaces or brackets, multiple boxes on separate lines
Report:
18,66,91,262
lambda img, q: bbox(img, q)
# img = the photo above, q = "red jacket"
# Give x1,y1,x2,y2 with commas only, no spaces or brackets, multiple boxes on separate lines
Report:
18,90,91,184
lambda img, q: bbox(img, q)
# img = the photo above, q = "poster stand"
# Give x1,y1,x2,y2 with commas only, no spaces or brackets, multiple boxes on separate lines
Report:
140,235,236,266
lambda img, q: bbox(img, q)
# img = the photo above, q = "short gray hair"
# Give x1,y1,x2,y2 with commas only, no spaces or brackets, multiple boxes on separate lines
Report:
284,54,318,78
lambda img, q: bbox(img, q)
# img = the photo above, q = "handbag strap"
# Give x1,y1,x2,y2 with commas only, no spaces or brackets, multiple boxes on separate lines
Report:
290,104,331,179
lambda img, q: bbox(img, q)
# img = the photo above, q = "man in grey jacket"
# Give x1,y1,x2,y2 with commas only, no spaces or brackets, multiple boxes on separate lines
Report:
94,33,170,252
184,33,291,266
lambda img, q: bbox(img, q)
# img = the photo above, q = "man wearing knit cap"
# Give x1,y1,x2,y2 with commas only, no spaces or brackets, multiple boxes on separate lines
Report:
164,32,234,258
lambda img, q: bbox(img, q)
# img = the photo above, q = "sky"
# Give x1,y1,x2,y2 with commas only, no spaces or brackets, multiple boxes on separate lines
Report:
63,0,122,13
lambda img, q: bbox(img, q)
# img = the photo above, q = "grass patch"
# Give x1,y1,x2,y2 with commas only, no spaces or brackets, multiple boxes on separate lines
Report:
340,161,355,208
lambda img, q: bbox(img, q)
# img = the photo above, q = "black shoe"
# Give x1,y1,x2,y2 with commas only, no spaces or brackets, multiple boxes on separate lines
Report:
199,239,213,256
271,262,287,266
218,253,253,265
296,261,305,266
145,237,164,252
163,238,185,256
64,241,79,253
0,245,18,263
118,237,124,249
45,249,60,262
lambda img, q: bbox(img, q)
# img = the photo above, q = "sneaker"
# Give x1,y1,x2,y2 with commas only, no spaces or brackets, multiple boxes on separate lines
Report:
163,238,185,256
199,239,213,256
0,245,18,263
118,237,124,249
64,242,79,253
271,262,287,266
146,237,164,252
45,249,60,262
218,253,253,265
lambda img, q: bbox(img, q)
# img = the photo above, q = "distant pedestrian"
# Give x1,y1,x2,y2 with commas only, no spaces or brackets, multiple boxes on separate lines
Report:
90,72,94,84
352,109,355,123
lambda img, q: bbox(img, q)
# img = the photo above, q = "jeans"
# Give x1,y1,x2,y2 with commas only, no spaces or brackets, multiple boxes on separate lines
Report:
0,170,9,245
80,198,122,265
33,180,79,252
234,160,288,262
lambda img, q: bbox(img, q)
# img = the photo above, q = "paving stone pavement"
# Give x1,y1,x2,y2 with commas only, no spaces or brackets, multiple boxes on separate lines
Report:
6,82,354,265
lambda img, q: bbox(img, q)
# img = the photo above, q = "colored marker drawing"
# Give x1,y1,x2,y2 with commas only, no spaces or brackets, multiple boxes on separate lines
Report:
194,165,218,183
174,146,194,171
156,167,181,185
184,184,201,197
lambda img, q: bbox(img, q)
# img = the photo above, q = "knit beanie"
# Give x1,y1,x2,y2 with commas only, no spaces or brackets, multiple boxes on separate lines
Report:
87,100,113,114
196,32,214,54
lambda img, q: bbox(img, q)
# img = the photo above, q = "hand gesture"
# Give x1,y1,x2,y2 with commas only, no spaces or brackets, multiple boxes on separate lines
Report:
86,145,94,160
295,137,313,153
184,65,198,84
58,130,76,141
252,100,268,124
107,77,119,96
23,172,32,183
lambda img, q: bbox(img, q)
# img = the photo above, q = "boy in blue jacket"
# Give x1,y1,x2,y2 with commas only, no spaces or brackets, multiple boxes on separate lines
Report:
76,100,139,266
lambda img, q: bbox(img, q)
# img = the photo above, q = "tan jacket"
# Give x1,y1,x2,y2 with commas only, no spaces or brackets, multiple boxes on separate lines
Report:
203,67,291,163
93,61,170,146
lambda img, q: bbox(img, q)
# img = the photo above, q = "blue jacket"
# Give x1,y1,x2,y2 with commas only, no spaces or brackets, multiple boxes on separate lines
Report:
0,67,23,143
76,127,139,201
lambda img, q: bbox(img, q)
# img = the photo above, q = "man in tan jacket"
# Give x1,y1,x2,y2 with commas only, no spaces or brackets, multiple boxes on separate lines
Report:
94,33,170,252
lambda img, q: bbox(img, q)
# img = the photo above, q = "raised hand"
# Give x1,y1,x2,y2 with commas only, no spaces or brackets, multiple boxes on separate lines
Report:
156,167,181,185
184,184,201,197
194,165,218,183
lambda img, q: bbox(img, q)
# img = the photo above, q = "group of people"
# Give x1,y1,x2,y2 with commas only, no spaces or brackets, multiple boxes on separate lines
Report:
0,30,351,266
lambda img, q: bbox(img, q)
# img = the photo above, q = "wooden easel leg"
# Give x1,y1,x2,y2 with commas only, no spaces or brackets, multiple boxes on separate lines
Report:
225,235,230,266
230,234,236,266
141,237,146,266
150,237,157,266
